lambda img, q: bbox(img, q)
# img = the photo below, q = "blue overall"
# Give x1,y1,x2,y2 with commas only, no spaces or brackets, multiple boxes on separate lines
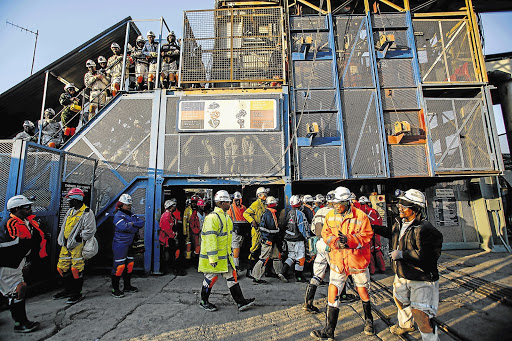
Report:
111,209,144,276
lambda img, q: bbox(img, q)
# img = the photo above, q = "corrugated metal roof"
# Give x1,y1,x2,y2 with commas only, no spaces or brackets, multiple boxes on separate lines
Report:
0,17,140,138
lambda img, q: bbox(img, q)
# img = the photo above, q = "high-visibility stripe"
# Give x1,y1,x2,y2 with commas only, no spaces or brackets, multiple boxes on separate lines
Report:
114,257,127,262
0,237,19,248
207,250,218,256
202,230,218,236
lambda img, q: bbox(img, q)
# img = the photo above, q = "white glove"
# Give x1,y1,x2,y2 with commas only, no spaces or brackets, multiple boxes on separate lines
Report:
390,250,403,260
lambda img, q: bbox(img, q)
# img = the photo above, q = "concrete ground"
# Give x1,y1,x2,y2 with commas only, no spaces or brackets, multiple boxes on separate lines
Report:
1,249,511,341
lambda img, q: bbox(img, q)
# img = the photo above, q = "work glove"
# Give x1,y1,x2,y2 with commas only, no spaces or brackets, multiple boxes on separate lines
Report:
150,52,158,58
210,261,217,268
336,239,347,249
338,231,348,244
390,250,403,260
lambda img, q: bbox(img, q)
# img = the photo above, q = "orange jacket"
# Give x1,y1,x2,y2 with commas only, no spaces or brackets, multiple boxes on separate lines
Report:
228,202,246,222
322,206,373,275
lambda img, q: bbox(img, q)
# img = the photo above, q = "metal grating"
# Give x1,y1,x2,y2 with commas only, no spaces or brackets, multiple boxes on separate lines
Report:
67,139,94,158
341,89,385,177
93,162,126,213
290,16,327,30
293,60,334,89
181,7,284,84
164,135,180,175
296,112,339,138
381,88,418,110
166,97,178,134
335,16,374,89
371,13,407,28
21,145,61,212
0,141,13,215
62,154,96,185
299,146,343,179
295,89,337,112
291,31,330,53
426,97,493,171
378,59,415,88
83,98,152,167
413,19,478,83
388,144,428,177
178,133,284,176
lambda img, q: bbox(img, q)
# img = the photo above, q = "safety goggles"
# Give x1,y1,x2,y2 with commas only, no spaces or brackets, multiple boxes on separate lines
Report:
396,202,414,209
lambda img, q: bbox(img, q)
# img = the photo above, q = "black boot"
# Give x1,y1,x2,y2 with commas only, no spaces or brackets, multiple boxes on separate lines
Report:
229,283,255,311
162,80,169,89
111,275,125,298
310,305,339,340
137,82,144,91
295,271,307,283
362,300,375,335
10,300,39,333
66,277,83,304
303,284,320,313
339,284,358,303
53,273,72,300
123,272,138,292
199,285,217,312
282,263,290,279
148,81,154,90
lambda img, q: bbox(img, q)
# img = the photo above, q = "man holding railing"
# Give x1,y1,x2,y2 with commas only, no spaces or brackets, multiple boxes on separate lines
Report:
142,31,159,90
59,83,81,142
84,59,109,121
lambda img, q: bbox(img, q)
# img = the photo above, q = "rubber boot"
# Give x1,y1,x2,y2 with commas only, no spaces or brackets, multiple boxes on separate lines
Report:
282,262,290,279
303,284,320,313
53,274,72,299
362,300,374,335
199,285,217,311
111,275,125,298
162,80,169,89
310,305,339,340
229,283,255,311
123,272,138,292
295,271,307,283
148,81,154,91
137,82,144,91
10,300,39,333
66,277,83,304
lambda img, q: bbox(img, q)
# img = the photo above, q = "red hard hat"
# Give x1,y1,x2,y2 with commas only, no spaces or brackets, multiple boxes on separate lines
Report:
191,195,200,202
65,188,85,198
197,199,205,207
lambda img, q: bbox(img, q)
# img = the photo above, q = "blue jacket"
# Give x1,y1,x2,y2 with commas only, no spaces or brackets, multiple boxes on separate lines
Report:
284,208,310,242
259,208,280,243
142,41,159,64
113,209,144,246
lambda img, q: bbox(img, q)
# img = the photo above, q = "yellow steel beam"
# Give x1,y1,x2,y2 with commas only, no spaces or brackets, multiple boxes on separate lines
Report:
296,0,328,14
364,0,370,14
413,12,466,17
379,0,406,12
466,0,488,82
404,0,410,11
220,1,278,6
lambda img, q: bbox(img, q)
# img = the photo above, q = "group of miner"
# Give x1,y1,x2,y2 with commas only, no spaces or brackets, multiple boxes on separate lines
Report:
1,184,443,341
14,30,181,149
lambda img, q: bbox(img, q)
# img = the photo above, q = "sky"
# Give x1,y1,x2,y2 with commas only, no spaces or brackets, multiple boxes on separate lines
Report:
0,2,511,148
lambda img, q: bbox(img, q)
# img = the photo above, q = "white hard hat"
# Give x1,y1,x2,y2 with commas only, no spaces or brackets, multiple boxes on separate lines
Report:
168,31,175,37
290,195,301,207
256,187,269,195
214,190,230,203
314,194,324,202
136,35,145,42
23,120,35,128
86,59,96,68
7,195,33,210
358,196,370,204
111,42,120,49
302,194,314,203
44,108,55,116
164,199,177,209
147,31,156,37
398,189,426,208
333,186,351,203
64,83,75,91
349,192,356,200
233,191,242,200
98,56,107,63
119,193,133,205
266,196,278,205
326,190,336,202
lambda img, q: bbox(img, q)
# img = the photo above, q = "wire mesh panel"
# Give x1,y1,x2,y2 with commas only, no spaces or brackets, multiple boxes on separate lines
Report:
164,135,180,175
93,162,126,213
381,88,419,110
378,59,415,88
426,97,494,172
293,60,334,89
371,13,407,28
373,29,410,50
413,19,478,83
341,89,385,178
21,145,61,212
298,146,343,179
166,97,178,134
181,7,284,84
291,31,330,53
388,144,428,177
290,16,327,30
0,141,14,216
62,153,96,185
296,112,339,138
178,132,284,176
334,16,374,89
295,89,338,111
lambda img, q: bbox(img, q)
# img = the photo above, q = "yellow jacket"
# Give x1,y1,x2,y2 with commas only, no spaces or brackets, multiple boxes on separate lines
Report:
243,198,267,254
